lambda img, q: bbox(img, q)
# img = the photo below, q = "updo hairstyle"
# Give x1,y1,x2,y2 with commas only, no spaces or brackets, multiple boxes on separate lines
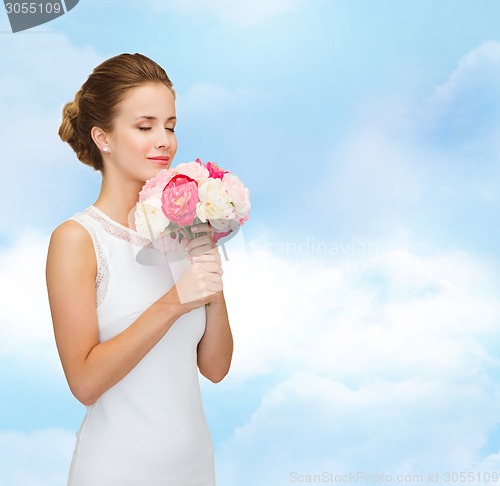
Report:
58,53,175,172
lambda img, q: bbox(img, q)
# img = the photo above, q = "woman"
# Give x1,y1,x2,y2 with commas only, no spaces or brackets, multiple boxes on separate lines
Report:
46,53,233,486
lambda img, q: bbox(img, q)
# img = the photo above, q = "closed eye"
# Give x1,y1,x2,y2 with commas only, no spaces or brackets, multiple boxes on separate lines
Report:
166,128,175,133
138,127,152,131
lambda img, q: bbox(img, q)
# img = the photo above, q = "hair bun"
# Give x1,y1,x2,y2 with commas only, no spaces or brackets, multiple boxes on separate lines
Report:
58,92,93,167
58,98,79,143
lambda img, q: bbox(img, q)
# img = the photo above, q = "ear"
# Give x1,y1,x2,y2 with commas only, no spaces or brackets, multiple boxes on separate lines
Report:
91,126,110,152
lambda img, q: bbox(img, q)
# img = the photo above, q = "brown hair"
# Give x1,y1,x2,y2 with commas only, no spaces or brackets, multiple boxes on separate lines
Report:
58,53,175,172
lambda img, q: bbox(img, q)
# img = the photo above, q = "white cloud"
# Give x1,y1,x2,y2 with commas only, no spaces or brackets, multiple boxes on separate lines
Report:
423,40,500,145
138,0,312,28
216,372,500,485
223,242,500,384
0,429,74,486
0,29,104,234
0,27,102,115
476,451,500,472
0,231,60,369
214,237,500,483
431,40,500,110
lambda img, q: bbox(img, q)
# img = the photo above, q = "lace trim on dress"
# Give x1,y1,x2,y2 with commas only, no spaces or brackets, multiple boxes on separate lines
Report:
69,215,110,308
87,206,154,249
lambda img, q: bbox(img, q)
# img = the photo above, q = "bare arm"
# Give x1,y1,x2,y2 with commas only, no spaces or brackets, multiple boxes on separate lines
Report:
197,290,233,383
183,225,234,383
46,221,218,406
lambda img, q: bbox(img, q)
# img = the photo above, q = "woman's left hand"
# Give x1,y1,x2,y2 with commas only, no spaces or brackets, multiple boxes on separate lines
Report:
184,223,221,262
182,223,224,303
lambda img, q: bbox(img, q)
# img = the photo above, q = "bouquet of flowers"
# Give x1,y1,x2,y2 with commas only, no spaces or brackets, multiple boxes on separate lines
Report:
134,158,250,257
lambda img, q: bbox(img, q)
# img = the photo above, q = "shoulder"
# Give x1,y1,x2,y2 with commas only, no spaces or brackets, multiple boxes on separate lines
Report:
49,219,94,251
47,219,97,277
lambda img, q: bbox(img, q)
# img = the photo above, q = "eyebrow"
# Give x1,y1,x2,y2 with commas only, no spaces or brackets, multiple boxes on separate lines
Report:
135,115,177,121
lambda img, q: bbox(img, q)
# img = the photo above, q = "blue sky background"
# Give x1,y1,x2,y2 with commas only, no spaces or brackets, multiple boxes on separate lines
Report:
1,1,500,485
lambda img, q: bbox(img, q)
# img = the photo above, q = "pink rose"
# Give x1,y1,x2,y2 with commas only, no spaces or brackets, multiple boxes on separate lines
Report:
205,161,228,180
174,160,209,182
161,174,200,226
139,168,176,202
222,173,251,224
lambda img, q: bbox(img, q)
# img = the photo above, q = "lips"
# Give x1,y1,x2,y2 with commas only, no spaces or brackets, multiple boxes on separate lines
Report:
148,156,170,165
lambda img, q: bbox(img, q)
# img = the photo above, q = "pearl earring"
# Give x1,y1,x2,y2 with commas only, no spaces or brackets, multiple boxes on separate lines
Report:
103,146,109,152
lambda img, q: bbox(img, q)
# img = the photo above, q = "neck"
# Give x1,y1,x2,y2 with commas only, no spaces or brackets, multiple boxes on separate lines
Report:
94,173,144,229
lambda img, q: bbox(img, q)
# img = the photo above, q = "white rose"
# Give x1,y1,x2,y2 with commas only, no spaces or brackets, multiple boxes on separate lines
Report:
135,197,170,240
196,178,235,231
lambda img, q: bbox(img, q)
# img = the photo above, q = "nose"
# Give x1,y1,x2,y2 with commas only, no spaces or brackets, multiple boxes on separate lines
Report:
156,131,170,150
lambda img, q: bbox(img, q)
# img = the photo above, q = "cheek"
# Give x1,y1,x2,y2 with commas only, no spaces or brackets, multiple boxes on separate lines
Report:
116,135,136,153
128,135,150,153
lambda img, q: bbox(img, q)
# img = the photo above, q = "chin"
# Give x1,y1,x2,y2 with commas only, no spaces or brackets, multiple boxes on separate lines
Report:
141,168,163,182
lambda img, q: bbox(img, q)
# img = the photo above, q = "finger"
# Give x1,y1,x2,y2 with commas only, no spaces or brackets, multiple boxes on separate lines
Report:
188,246,215,260
192,223,215,241
196,246,221,263
197,254,221,268
191,223,210,233
186,242,211,256
186,235,213,251
201,263,223,275
207,280,223,293
191,261,223,277
191,223,215,241
191,250,220,261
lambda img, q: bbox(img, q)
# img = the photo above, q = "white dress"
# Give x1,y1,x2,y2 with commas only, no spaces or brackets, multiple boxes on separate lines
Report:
66,205,215,486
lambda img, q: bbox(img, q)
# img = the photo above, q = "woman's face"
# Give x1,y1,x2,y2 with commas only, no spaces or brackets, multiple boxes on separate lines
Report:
104,82,177,184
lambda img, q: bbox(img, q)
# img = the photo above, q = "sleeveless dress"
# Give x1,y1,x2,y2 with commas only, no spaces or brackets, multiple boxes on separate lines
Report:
66,205,215,486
